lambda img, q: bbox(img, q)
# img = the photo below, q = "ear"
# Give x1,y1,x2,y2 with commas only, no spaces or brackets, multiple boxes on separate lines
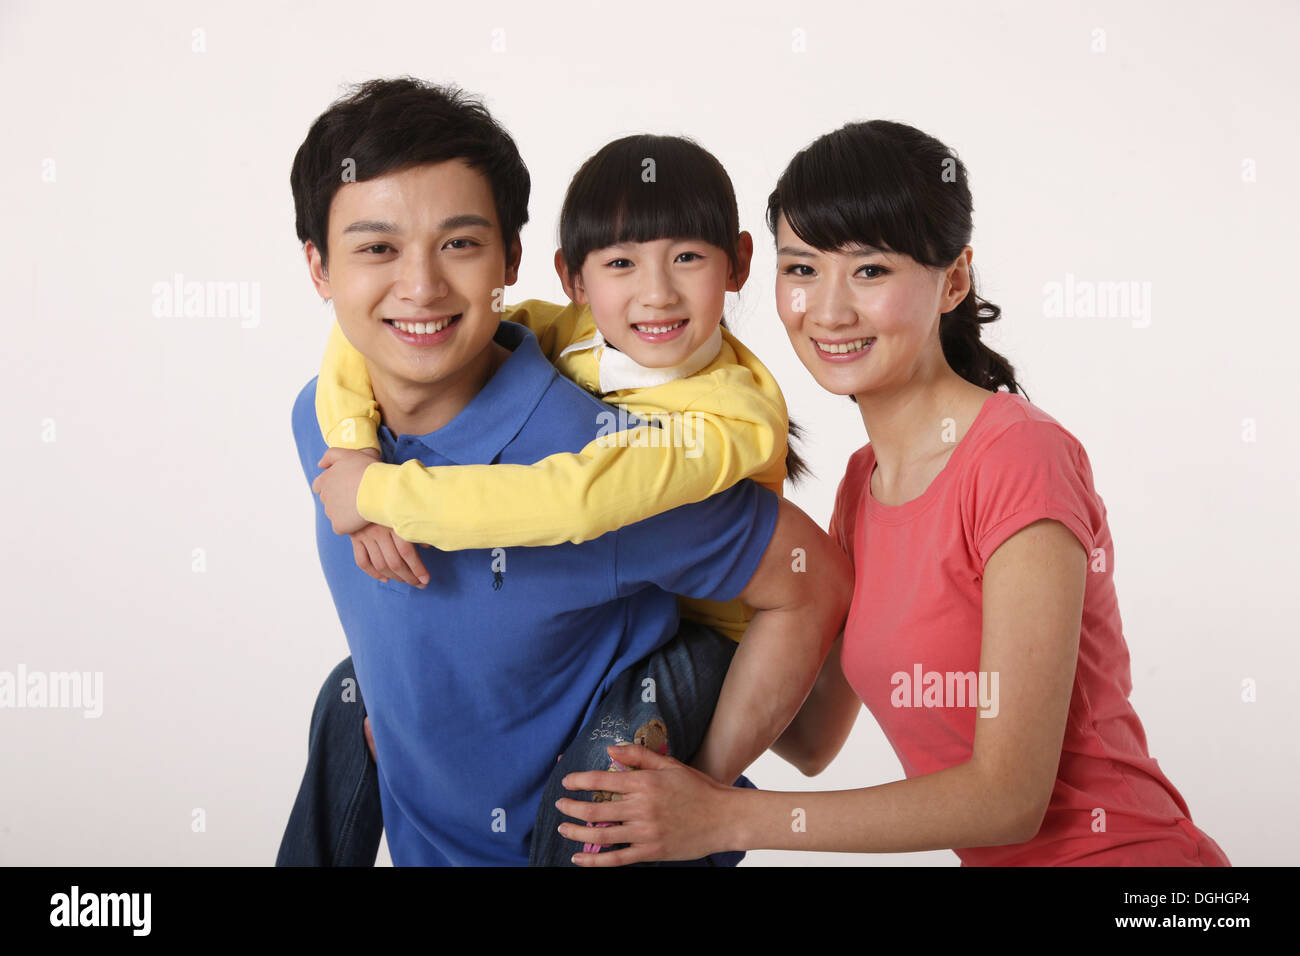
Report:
726,231,755,292
554,248,586,304
504,235,522,287
305,240,332,301
941,246,973,312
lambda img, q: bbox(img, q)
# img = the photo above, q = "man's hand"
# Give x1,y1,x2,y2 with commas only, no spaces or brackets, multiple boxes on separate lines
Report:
312,447,380,535
349,523,429,588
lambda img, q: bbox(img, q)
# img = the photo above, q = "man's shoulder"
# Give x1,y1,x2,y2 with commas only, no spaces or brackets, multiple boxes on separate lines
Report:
291,376,321,440
290,376,325,481
513,362,633,456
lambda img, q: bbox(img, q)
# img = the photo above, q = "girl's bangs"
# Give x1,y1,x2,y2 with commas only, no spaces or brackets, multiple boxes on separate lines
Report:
563,135,738,268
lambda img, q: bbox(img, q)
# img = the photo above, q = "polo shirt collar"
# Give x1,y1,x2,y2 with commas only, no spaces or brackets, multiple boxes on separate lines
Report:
558,325,723,393
378,321,557,465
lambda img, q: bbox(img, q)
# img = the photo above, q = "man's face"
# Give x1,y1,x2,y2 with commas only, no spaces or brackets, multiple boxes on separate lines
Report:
306,160,519,393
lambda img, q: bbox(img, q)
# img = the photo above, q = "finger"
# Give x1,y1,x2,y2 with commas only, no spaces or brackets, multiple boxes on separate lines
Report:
361,535,391,584
389,530,429,586
569,846,645,868
556,821,632,846
603,743,677,770
560,769,639,795
352,535,384,581
317,448,342,468
374,531,420,587
311,473,322,495
554,796,634,825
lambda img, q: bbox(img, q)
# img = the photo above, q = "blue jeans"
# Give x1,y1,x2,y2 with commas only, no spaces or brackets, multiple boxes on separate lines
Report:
276,622,752,866
529,618,751,867
276,657,383,866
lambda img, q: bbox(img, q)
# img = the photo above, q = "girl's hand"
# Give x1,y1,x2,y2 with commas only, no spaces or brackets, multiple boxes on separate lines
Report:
555,743,738,866
349,523,429,588
312,447,380,535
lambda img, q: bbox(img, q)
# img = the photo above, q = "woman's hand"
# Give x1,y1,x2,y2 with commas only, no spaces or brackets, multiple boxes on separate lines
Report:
555,743,739,866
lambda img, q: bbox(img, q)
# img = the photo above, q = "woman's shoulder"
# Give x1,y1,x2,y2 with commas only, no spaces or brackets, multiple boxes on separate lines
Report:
827,441,875,555
959,391,1103,561
967,391,1090,463
841,440,876,481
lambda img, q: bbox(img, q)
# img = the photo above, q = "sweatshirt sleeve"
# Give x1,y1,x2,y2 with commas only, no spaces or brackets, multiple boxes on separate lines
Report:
315,319,382,450
356,378,789,549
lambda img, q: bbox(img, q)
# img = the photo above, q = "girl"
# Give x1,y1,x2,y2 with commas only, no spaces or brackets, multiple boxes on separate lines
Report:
554,121,1231,867
308,133,849,865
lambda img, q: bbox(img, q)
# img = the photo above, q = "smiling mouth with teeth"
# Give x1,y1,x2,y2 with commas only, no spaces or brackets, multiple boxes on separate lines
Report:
815,337,876,354
386,315,460,335
633,319,688,333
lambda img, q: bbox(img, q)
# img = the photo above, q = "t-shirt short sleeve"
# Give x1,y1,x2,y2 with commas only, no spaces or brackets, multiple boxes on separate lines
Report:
967,421,1097,570
614,479,780,604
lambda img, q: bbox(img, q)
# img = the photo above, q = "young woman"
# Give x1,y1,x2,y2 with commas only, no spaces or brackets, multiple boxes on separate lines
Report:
555,120,1231,867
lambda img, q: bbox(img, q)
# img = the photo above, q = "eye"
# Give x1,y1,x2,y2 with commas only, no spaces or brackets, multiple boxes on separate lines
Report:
782,263,815,277
675,251,703,263
444,237,481,250
857,264,888,278
605,257,633,269
361,243,393,255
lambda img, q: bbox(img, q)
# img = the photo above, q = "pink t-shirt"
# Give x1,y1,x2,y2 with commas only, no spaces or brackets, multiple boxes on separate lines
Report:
829,391,1229,866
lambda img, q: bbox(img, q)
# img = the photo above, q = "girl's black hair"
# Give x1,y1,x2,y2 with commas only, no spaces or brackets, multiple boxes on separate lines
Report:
561,134,809,482
558,134,741,281
765,120,1027,402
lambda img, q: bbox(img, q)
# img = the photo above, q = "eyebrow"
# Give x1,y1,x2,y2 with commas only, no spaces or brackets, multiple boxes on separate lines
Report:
341,214,494,235
777,243,887,257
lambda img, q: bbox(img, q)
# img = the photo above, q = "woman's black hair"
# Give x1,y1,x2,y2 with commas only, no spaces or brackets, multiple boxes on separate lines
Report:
561,134,810,482
765,120,1027,402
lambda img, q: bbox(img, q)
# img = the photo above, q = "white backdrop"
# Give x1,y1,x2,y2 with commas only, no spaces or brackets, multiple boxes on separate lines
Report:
1,0,1295,866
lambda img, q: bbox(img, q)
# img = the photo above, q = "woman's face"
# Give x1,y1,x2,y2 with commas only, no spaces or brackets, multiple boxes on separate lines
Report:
773,214,965,399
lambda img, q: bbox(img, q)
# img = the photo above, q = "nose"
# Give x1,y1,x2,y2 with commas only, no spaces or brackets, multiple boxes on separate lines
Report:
638,260,679,310
803,277,858,332
394,248,450,306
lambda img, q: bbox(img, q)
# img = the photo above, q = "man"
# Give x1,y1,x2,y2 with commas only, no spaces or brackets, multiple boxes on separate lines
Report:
277,78,850,865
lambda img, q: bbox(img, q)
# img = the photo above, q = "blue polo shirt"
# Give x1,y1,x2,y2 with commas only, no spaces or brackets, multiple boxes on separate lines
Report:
291,320,779,866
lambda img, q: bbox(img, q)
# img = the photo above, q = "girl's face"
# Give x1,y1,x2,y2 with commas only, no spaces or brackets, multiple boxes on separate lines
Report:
572,235,749,369
773,214,967,398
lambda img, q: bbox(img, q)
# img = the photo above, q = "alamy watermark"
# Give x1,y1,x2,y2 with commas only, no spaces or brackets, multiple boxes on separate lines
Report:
151,272,260,328
595,407,702,458
891,664,999,718
0,665,102,718
50,886,150,936
1042,273,1151,328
